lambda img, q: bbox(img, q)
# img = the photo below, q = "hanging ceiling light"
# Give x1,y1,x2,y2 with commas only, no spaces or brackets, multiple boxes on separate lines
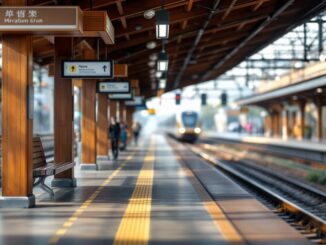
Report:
159,72,167,89
149,53,158,61
146,41,157,50
144,9,155,19
148,61,155,67
157,51,169,72
156,9,170,39
159,81,166,89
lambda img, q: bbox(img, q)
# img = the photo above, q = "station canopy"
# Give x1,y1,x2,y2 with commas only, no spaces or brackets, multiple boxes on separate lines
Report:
11,0,326,97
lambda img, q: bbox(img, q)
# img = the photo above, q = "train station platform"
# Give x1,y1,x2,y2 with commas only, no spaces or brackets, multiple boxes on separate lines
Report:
204,132,326,151
203,132,326,163
0,134,311,245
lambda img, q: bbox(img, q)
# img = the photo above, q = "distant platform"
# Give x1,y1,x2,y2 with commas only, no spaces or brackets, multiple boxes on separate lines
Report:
203,132,326,162
204,132,326,152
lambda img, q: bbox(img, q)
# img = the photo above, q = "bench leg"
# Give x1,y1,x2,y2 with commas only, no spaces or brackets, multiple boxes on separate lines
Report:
33,177,54,198
40,177,54,198
33,177,42,187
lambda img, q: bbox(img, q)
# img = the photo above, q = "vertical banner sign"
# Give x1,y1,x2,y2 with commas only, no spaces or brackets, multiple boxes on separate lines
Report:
62,60,113,78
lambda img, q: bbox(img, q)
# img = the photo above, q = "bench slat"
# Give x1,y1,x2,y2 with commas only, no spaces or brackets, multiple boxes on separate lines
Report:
32,151,44,159
32,136,75,178
53,162,75,175
1,135,76,179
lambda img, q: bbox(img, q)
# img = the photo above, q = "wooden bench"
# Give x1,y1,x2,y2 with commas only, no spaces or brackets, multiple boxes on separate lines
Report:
0,135,77,196
32,136,76,196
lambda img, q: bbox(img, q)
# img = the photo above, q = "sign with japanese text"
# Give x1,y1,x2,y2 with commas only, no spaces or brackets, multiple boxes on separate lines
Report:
62,60,113,78
0,7,82,34
97,81,130,94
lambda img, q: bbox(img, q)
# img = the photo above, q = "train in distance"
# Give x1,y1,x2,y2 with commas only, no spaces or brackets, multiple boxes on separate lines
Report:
160,110,201,143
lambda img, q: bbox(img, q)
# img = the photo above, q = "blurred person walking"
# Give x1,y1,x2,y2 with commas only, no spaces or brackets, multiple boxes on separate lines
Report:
108,117,121,160
132,121,141,146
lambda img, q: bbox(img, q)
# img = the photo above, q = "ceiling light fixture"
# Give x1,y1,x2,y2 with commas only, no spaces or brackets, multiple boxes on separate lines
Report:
159,72,167,89
156,9,170,39
157,51,169,71
149,53,158,60
135,24,143,31
144,9,155,19
148,61,155,67
146,41,157,50
159,80,166,89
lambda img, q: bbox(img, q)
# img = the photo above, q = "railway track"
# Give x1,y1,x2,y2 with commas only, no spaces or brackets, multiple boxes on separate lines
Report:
188,142,326,244
200,137,326,170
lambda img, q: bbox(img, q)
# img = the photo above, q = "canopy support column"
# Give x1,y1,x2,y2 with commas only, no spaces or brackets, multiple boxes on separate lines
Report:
0,0,34,208
81,50,97,170
52,37,76,188
126,107,135,143
97,94,109,160
119,102,126,123
109,100,117,120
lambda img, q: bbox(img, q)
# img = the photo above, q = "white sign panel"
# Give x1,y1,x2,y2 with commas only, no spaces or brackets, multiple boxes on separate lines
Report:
108,93,133,100
62,60,113,78
97,81,130,94
125,96,144,106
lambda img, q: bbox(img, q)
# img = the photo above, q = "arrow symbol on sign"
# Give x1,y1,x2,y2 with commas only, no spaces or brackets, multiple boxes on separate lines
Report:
103,65,107,72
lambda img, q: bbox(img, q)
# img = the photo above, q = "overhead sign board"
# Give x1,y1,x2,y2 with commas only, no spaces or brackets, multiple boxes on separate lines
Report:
62,60,113,78
125,96,145,106
97,81,130,94
0,6,83,35
108,93,133,100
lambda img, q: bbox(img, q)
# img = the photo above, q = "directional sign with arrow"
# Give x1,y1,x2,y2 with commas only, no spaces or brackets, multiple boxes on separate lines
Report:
97,81,131,94
62,60,113,78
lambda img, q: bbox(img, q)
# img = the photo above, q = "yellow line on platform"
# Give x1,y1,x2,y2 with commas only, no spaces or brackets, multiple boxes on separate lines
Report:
113,139,155,245
177,151,245,244
48,153,135,245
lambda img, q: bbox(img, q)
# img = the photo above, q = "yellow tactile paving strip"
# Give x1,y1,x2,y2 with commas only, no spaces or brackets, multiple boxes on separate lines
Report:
113,139,155,245
174,144,246,245
48,153,135,244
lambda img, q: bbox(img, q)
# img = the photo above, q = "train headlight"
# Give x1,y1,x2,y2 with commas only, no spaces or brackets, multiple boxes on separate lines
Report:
179,127,186,134
194,127,201,134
